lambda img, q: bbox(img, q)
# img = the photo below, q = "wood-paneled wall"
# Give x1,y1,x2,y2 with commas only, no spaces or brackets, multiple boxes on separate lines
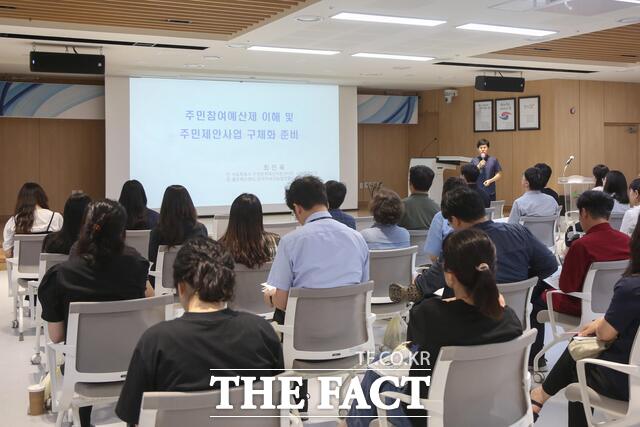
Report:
357,79,640,206
0,118,105,220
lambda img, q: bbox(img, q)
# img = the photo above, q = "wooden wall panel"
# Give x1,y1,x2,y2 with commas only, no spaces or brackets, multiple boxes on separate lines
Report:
604,125,639,182
0,118,105,219
0,118,40,218
604,82,640,124
579,81,605,178
359,124,409,203
552,80,580,190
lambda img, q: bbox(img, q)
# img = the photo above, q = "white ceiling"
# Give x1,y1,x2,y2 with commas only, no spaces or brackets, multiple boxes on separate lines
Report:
1,0,639,89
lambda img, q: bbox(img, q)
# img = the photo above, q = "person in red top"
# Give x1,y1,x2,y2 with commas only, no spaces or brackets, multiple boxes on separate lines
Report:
530,190,630,368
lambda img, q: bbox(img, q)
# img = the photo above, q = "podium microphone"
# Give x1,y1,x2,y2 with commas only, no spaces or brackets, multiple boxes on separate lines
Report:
563,155,575,176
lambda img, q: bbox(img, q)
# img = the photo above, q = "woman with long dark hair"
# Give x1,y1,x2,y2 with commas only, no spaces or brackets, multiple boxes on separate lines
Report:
148,185,207,266
3,182,63,257
218,193,278,268
38,199,151,427
530,220,640,426
345,228,522,427
621,177,640,236
118,180,159,230
603,170,630,214
42,193,91,254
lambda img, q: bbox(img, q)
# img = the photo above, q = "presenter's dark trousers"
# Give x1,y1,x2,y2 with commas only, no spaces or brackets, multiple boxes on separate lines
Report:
542,348,626,427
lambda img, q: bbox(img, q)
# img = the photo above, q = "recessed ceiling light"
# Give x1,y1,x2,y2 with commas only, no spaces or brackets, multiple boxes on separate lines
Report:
203,55,221,60
332,12,445,27
166,18,192,24
457,23,556,37
226,43,247,49
296,15,322,22
353,52,434,61
248,46,340,55
618,16,640,23
184,63,204,68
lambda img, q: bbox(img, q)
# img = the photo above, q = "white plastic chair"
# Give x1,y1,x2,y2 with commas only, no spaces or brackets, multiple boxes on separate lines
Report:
149,245,182,297
609,212,625,231
28,253,69,365
48,295,174,427
125,230,152,260
376,330,536,427
565,328,640,427
486,207,496,220
519,211,560,251
230,262,273,318
6,234,47,340
369,246,418,321
355,216,375,231
138,377,302,427
408,230,429,267
532,260,628,381
491,200,506,219
498,277,538,331
264,221,299,238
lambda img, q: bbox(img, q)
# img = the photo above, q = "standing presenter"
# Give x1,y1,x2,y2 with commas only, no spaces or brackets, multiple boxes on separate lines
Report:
470,139,502,201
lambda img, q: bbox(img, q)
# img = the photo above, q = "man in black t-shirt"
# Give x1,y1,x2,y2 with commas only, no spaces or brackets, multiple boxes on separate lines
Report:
116,237,283,425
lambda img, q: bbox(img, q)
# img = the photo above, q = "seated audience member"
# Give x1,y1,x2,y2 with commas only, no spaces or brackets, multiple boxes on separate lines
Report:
530,221,640,426
116,237,283,425
360,188,410,250
398,165,439,231
218,193,279,268
530,191,630,368
346,228,523,427
42,192,91,254
460,163,490,208
38,199,151,427
603,170,630,214
424,177,467,262
118,179,159,230
508,167,559,224
263,175,369,321
534,162,560,203
391,187,557,303
592,164,609,191
148,185,207,267
3,182,63,257
621,177,640,236
326,180,356,229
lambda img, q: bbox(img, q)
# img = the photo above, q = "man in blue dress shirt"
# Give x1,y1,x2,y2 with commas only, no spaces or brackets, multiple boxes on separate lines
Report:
509,167,560,224
264,176,369,316
470,139,502,201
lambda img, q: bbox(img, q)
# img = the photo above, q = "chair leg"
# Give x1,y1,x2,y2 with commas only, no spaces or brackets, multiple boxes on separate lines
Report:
533,335,570,380
55,408,66,427
18,300,24,341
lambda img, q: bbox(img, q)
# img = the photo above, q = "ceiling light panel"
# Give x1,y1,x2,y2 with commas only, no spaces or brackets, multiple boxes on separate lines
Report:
248,46,340,55
331,12,446,27
457,23,557,36
352,53,434,61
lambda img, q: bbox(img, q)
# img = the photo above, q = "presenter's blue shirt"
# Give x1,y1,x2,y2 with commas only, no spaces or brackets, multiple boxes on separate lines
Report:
267,211,369,291
360,223,410,250
471,155,502,197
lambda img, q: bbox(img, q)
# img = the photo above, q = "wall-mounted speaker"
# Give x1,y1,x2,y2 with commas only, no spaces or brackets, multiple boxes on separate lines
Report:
475,76,525,92
30,51,105,74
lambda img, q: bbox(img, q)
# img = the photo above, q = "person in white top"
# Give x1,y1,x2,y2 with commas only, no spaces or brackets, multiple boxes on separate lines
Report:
621,178,640,236
3,182,63,257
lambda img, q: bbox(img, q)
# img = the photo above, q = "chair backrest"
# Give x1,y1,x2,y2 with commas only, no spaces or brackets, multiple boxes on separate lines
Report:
369,246,418,298
230,262,272,315
485,207,495,220
283,282,375,365
581,260,628,321
66,295,174,377
490,200,505,219
125,230,152,260
355,216,375,231
497,277,538,330
38,253,69,280
139,381,284,427
155,245,182,293
408,230,429,267
519,214,558,248
14,234,47,274
431,330,536,427
609,212,625,231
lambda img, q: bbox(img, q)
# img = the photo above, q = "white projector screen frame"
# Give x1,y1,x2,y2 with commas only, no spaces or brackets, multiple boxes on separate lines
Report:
105,76,358,215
